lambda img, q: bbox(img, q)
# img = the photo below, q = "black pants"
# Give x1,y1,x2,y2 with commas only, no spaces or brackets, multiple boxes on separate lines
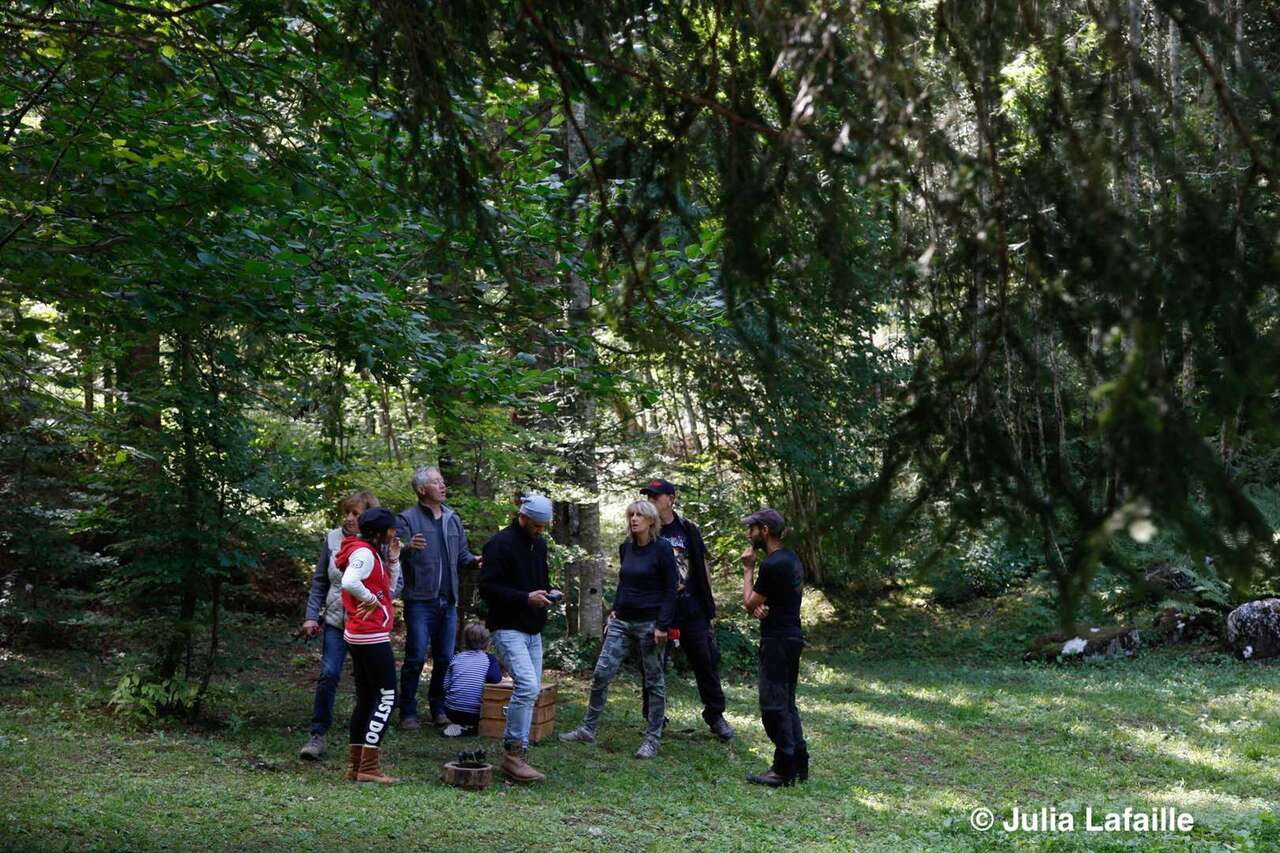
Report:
443,707,480,726
759,636,806,778
348,641,398,748
641,619,727,726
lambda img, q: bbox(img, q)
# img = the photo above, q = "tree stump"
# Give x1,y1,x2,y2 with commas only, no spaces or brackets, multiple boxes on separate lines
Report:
441,760,493,790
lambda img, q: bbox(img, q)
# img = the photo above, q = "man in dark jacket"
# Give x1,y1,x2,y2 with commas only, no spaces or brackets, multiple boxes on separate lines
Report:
479,493,561,783
640,478,734,741
394,466,480,729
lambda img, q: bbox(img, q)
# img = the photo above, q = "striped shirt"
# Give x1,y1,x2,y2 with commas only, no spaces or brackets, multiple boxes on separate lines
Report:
443,650,502,714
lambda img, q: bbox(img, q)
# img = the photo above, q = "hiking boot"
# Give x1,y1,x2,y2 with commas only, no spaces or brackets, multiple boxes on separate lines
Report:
747,768,795,788
502,745,546,783
433,712,451,726
355,746,398,784
298,733,326,761
399,715,421,732
634,737,660,760
709,717,735,742
343,744,361,781
558,726,596,744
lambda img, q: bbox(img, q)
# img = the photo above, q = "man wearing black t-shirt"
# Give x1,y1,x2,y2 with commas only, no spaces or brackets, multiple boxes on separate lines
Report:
639,479,733,741
740,508,809,787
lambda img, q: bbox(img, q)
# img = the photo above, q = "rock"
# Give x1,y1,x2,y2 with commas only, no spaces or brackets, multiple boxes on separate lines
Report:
1153,606,1220,644
1225,599,1280,661
1144,562,1199,595
1024,626,1140,662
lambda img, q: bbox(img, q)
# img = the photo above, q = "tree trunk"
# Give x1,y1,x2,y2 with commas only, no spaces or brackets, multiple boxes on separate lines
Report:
378,383,401,462
103,362,115,414
680,372,704,454
160,331,201,684
82,351,95,413
116,330,161,434
1126,0,1142,209
563,95,606,639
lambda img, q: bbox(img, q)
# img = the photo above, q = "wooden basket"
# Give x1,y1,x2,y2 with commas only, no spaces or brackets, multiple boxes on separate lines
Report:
478,680,558,743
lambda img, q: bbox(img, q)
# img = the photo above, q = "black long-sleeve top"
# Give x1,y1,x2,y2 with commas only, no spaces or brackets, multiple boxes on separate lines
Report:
479,521,552,635
612,536,678,630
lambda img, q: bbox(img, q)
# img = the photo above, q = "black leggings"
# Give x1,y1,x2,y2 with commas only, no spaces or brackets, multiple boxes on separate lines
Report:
347,641,397,748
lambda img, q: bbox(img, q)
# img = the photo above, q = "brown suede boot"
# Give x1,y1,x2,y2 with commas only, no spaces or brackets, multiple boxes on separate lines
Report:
344,744,362,782
355,746,398,784
502,744,546,784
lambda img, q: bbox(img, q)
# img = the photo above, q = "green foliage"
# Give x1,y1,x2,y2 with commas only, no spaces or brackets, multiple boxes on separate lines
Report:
542,632,601,674
710,619,759,675
108,674,200,722
929,527,1036,607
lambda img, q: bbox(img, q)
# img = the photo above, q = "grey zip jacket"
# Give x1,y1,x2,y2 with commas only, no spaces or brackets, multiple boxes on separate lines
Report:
394,503,478,602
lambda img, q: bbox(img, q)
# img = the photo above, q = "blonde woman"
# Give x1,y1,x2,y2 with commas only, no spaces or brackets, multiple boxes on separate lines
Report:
560,500,677,759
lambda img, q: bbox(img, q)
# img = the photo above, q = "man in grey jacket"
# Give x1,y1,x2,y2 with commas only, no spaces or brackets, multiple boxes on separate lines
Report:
395,466,482,728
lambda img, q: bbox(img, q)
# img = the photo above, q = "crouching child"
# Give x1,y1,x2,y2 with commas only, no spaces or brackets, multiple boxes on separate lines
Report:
442,623,503,737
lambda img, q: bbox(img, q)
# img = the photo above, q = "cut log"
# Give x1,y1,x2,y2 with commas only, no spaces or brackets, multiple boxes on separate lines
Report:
441,761,493,790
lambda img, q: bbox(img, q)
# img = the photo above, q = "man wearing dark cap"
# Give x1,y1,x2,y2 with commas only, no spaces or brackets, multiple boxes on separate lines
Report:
640,478,733,741
740,508,809,787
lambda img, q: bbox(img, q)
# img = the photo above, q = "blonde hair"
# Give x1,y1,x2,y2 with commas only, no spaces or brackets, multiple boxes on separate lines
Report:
625,500,660,542
340,490,379,516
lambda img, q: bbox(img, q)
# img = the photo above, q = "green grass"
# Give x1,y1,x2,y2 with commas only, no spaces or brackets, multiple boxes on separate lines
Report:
2,589,1279,851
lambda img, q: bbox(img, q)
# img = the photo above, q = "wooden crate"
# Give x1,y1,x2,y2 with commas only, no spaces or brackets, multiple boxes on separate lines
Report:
478,680,558,743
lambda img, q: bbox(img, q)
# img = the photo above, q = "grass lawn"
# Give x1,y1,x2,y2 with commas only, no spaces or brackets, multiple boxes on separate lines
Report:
2,589,1278,851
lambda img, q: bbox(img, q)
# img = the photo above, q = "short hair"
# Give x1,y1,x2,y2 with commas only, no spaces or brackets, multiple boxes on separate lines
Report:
340,490,379,516
625,500,660,538
462,622,491,651
411,465,442,492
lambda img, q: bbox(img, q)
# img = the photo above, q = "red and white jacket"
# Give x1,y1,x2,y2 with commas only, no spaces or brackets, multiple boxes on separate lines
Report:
336,536,396,645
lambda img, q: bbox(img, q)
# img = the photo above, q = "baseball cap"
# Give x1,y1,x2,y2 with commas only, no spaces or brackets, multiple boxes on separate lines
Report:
358,507,397,538
741,508,786,536
640,478,676,496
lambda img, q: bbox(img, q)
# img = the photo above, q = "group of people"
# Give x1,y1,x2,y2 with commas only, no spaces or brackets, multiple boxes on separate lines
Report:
298,467,809,788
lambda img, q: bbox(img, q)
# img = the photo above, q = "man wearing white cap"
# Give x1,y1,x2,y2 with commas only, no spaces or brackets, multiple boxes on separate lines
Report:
478,493,561,783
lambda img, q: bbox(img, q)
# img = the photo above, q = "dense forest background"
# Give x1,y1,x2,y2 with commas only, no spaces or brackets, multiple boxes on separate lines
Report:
3,0,1279,716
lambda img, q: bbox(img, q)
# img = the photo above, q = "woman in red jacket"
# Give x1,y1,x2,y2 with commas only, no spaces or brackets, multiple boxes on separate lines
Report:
336,506,402,783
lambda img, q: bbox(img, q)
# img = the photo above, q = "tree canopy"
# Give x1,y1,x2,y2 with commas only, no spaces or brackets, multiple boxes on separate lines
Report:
3,0,1279,709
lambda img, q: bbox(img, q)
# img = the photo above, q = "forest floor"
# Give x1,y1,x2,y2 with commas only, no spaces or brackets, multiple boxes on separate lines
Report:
2,587,1279,852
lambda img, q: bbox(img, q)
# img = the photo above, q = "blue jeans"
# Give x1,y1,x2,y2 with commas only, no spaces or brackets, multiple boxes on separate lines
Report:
310,624,348,735
399,597,457,720
491,629,543,749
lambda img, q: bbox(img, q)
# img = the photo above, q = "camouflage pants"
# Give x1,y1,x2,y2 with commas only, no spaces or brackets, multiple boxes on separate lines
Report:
582,617,666,741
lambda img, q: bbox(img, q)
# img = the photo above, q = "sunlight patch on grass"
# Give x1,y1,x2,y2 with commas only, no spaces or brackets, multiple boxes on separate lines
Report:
1119,724,1241,774
1139,786,1277,816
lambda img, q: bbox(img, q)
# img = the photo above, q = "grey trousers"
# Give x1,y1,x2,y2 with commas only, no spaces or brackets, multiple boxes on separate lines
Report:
582,617,666,741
